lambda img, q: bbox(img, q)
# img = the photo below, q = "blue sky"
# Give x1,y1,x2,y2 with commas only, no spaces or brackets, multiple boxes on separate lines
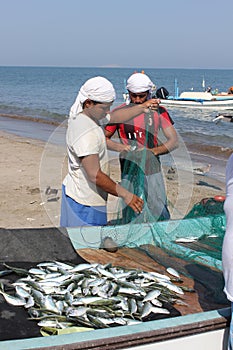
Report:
1,0,232,69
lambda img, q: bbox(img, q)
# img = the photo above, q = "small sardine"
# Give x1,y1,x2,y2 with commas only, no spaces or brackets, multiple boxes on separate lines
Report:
66,306,88,318
158,280,184,295
0,269,13,277
28,268,47,276
166,267,180,279
175,237,198,243
0,284,26,306
3,264,29,276
69,263,95,273
128,298,137,315
38,319,73,328
143,289,161,302
87,314,109,328
151,298,163,307
24,295,35,309
15,285,31,299
142,302,170,318
43,295,61,314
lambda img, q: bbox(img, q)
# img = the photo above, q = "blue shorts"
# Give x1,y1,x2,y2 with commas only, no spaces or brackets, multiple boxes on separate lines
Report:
60,185,107,227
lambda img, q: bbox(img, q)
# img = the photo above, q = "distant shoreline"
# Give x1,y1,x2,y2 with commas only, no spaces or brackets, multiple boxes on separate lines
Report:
0,113,64,126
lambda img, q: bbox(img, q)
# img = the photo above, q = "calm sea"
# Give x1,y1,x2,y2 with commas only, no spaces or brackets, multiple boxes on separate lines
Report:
0,66,232,151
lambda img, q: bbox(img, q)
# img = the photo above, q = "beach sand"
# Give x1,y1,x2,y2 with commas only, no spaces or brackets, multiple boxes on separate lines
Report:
0,129,230,229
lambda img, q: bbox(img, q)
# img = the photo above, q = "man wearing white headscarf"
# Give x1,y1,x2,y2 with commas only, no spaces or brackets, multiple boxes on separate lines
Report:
69,76,116,119
126,72,155,95
60,76,159,228
105,72,178,224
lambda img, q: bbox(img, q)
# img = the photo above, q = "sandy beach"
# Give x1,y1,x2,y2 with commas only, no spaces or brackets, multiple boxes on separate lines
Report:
0,127,230,230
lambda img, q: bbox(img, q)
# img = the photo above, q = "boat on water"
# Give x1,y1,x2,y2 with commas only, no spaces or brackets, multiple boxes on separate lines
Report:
156,80,233,110
159,91,233,110
0,213,230,349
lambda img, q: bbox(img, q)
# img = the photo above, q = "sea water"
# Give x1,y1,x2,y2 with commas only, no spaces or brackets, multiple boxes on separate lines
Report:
0,66,232,150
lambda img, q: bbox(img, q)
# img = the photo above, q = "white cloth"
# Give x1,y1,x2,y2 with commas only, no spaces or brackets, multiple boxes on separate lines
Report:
69,76,116,119
126,73,155,94
222,153,233,301
63,112,109,206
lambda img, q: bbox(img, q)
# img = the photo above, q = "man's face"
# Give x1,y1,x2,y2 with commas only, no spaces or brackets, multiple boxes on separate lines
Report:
90,102,113,120
129,91,149,104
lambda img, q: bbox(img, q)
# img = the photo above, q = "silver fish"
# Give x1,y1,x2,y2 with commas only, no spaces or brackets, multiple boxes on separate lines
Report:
66,306,88,318
87,314,109,328
28,268,47,276
166,267,180,279
151,298,163,307
0,284,26,306
69,263,97,273
126,318,142,325
38,319,73,328
96,266,116,279
143,289,161,302
3,264,29,276
128,298,137,315
142,302,170,318
0,269,13,277
43,295,61,314
158,280,184,295
24,295,35,309
2,260,191,332
175,237,198,243
15,285,31,299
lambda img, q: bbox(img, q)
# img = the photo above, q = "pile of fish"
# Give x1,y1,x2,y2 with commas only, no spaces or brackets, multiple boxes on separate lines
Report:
0,261,188,332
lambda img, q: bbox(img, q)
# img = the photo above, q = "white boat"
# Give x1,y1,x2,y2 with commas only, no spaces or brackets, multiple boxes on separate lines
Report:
159,91,233,110
156,78,233,110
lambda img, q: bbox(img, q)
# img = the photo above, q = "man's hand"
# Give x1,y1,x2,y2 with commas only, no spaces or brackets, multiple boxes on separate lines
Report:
142,98,160,113
81,154,144,214
121,191,144,214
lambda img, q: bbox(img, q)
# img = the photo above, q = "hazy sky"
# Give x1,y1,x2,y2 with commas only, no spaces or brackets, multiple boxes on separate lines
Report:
1,0,232,69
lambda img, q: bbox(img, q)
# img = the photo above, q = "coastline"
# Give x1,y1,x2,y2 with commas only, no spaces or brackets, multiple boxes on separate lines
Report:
0,128,230,229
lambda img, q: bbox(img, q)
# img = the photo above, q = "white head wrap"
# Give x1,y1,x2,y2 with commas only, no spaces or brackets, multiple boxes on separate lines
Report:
69,76,116,119
126,73,155,94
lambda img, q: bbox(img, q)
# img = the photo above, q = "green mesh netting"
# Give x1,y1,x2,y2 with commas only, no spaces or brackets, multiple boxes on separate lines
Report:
185,197,225,218
102,214,225,270
113,110,170,225
102,109,226,274
117,148,165,224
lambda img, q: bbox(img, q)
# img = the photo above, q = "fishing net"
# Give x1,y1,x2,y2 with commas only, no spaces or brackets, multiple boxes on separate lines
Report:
110,109,173,225
102,108,227,278
185,197,225,218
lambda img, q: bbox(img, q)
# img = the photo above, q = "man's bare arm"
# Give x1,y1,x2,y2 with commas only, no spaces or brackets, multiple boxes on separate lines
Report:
109,99,160,124
80,154,143,214
151,126,179,156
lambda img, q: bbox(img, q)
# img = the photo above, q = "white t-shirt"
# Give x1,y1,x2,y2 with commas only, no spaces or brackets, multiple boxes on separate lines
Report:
63,113,110,206
222,153,233,301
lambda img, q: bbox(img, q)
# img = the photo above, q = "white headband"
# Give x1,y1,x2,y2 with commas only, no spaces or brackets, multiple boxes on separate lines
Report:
126,72,155,93
69,76,116,118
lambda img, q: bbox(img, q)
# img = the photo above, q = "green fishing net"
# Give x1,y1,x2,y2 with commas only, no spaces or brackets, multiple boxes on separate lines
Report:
185,197,225,218
103,108,226,275
111,110,170,225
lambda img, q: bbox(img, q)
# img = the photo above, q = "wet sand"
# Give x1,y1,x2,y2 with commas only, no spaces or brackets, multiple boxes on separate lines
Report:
0,125,230,229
